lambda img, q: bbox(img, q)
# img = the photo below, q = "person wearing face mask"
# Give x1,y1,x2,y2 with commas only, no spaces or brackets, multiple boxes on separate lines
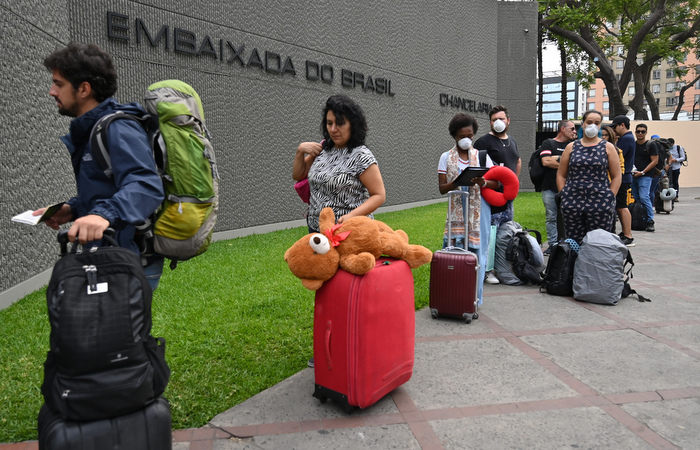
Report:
474,105,521,284
438,113,497,305
556,110,622,245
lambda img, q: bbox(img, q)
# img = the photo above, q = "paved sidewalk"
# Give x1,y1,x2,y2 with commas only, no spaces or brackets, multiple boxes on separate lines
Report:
4,189,699,450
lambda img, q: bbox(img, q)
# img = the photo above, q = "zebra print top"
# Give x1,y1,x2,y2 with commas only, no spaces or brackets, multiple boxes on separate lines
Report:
307,145,378,232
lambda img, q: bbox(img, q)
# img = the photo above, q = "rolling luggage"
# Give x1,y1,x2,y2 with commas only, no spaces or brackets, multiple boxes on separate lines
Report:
312,257,415,412
38,396,172,450
429,190,479,323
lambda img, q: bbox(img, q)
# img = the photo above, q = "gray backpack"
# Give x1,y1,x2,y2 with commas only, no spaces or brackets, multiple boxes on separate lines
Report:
572,230,628,305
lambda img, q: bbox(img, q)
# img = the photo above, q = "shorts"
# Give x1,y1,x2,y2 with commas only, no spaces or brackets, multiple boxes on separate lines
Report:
616,182,630,209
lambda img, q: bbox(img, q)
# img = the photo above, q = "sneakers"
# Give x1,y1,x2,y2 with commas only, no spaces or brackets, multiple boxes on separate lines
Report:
485,271,500,284
646,220,655,232
308,357,314,368
620,236,635,247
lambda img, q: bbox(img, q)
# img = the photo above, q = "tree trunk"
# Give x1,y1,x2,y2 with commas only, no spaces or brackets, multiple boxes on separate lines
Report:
672,74,700,120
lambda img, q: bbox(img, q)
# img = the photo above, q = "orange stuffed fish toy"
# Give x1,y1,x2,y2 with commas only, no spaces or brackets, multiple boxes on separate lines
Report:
284,207,433,290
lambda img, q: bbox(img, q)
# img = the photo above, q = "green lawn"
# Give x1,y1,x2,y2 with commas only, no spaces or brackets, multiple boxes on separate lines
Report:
0,192,544,443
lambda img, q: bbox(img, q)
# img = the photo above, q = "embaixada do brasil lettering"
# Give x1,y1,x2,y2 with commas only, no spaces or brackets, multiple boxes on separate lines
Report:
106,12,395,96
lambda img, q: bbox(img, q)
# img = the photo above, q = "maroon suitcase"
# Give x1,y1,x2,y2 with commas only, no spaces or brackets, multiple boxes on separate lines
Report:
312,257,415,412
429,190,479,323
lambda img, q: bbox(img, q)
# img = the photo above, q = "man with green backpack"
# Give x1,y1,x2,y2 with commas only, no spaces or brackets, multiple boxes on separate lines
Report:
39,42,166,290
39,43,219,289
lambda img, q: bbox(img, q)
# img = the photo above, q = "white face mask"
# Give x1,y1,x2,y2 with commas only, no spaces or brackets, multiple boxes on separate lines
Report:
457,137,472,150
493,119,507,134
584,124,599,138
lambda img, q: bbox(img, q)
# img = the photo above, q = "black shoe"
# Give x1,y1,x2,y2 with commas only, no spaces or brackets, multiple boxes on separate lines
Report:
543,247,552,256
646,221,655,232
308,357,314,368
620,236,635,247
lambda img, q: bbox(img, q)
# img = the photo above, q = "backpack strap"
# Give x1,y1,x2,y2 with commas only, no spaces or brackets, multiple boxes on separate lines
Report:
89,111,153,178
478,149,488,168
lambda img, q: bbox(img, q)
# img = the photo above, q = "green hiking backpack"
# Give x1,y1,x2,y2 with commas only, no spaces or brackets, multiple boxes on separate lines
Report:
91,80,219,269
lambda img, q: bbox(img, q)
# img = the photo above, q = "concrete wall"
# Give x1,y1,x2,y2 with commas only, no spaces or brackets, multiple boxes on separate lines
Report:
1,0,538,308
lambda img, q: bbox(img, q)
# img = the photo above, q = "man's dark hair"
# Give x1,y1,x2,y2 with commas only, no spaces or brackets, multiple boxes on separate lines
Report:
320,95,368,149
448,113,479,137
636,123,648,132
44,42,118,102
488,105,509,120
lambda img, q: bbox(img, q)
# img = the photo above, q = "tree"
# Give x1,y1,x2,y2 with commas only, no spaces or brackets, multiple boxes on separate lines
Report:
540,0,700,119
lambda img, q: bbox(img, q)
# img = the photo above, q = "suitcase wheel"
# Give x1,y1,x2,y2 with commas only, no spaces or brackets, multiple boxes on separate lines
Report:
430,308,439,319
462,313,479,324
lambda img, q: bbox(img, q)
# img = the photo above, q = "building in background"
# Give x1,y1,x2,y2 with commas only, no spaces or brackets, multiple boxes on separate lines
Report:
585,47,700,120
538,75,582,123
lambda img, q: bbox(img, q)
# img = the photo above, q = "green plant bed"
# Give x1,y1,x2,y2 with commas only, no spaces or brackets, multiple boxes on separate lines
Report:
0,191,543,442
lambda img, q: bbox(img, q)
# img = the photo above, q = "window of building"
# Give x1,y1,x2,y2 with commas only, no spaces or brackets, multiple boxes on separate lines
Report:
603,101,609,110
587,102,596,110
696,79,700,89
652,70,661,80
652,84,660,94
603,88,608,97
695,94,700,104
589,89,596,97
617,46,624,56
617,60,624,69
666,69,675,78
636,58,643,65
655,98,660,106
666,97,678,107
666,83,676,92
629,86,635,96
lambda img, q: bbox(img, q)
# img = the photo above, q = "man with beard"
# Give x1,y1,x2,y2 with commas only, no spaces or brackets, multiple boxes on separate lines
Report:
538,119,576,254
36,42,165,290
474,105,521,284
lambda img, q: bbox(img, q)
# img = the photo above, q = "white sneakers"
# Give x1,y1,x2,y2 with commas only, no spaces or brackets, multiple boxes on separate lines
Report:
485,271,500,285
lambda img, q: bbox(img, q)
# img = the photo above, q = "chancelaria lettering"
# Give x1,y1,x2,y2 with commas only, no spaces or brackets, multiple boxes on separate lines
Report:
107,11,395,96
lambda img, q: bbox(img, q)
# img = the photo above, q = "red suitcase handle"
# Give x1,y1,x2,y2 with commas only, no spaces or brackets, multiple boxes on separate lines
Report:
325,320,333,370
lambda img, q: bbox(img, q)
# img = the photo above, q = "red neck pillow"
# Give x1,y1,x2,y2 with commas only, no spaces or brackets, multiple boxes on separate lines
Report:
481,166,519,207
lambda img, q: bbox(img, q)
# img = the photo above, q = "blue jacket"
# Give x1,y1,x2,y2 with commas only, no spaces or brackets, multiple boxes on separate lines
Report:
61,98,164,253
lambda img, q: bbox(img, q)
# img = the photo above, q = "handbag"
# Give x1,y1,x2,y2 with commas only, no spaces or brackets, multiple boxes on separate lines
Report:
294,178,310,203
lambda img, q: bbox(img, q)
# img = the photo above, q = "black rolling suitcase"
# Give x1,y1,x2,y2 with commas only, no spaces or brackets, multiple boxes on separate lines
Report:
38,396,172,450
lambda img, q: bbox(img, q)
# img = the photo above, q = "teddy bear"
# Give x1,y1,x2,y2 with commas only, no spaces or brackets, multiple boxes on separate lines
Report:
284,207,433,290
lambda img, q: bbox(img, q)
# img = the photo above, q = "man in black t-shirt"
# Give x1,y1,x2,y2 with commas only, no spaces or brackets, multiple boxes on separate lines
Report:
631,123,659,232
474,105,521,284
538,120,576,252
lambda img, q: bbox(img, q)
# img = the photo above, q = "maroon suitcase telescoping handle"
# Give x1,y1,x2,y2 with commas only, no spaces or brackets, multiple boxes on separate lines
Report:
446,189,469,251
325,320,333,370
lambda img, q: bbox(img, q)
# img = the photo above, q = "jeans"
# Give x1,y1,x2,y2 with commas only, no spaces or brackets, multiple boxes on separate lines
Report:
541,190,558,245
670,168,680,196
144,256,165,292
631,175,654,223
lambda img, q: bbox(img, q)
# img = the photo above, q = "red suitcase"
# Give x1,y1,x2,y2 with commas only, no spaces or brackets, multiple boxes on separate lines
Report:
429,190,479,323
312,257,415,412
